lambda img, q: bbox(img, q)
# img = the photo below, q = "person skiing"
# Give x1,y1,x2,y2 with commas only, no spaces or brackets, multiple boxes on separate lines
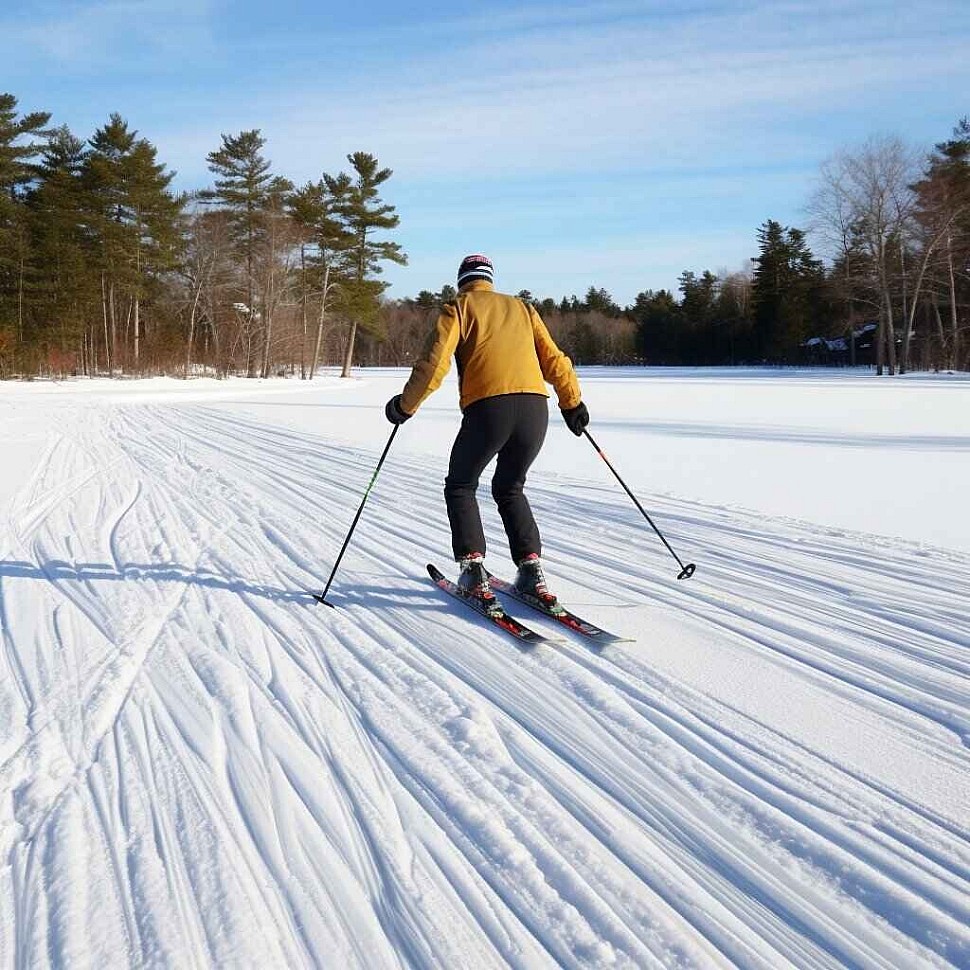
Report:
384,254,589,613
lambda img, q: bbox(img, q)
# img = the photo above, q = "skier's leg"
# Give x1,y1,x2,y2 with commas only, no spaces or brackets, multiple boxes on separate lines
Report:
445,397,512,560
492,394,548,564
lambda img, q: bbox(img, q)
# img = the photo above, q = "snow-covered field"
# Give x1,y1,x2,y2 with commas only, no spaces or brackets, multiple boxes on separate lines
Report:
0,367,967,969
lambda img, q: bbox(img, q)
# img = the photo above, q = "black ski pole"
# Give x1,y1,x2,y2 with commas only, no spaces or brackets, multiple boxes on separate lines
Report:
314,424,400,606
583,428,696,580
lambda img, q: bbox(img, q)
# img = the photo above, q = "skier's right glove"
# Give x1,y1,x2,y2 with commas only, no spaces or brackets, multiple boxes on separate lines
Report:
385,394,412,425
561,401,589,436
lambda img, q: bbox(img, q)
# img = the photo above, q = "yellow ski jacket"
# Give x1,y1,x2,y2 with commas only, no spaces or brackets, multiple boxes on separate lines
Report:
399,281,582,415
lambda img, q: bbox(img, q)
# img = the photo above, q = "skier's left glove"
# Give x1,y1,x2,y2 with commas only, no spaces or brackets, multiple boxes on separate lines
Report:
385,394,412,425
561,401,589,436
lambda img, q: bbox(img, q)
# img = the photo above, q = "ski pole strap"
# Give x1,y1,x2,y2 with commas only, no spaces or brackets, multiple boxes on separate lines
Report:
583,429,696,580
316,424,400,605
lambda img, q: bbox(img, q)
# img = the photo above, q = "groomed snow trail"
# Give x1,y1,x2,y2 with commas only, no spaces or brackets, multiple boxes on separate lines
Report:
0,398,967,969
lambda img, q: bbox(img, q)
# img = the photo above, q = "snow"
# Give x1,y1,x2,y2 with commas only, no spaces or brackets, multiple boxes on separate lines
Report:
0,367,967,969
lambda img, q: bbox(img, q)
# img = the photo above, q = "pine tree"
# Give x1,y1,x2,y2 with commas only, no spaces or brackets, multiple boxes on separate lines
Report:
752,220,825,361
713,269,755,364
328,152,406,378
678,270,719,362
84,113,137,370
26,126,95,368
0,93,51,363
123,137,183,367
84,114,182,371
631,289,680,363
288,176,352,378
205,129,277,376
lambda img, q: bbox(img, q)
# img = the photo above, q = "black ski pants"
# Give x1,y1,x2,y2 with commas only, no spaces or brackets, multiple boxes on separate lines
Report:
445,393,548,564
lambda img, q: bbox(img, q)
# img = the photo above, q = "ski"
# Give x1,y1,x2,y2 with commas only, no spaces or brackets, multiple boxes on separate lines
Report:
427,564,555,645
487,572,633,646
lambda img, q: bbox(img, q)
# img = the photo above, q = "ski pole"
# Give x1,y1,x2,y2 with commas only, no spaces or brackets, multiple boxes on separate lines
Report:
583,428,696,580
314,424,400,606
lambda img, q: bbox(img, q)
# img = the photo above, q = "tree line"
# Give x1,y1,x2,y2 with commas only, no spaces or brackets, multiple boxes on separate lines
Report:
632,124,969,374
0,93,405,379
1,92,967,378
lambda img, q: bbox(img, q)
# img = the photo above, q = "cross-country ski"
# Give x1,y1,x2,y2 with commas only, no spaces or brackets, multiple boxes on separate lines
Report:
486,571,633,646
427,563,558,644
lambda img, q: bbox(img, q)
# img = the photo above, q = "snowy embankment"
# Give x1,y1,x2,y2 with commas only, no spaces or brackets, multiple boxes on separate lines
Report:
0,369,967,969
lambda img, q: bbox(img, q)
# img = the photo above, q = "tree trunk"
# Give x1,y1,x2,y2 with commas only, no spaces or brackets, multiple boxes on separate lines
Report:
133,243,142,368
185,278,203,378
101,274,111,374
883,288,897,374
875,310,885,375
898,238,909,374
946,232,959,371
310,264,330,380
245,317,256,378
133,297,140,368
109,281,118,373
341,320,358,378
300,245,308,380
263,314,273,378
933,299,947,369
844,256,856,367
261,256,275,379
261,304,273,378
17,252,25,347
877,238,896,375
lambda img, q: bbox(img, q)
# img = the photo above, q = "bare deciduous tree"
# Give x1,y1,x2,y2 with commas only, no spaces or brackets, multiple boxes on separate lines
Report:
810,136,917,374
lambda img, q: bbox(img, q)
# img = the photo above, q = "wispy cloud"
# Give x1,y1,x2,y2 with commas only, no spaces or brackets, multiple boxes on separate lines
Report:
0,0,214,69
185,1,968,186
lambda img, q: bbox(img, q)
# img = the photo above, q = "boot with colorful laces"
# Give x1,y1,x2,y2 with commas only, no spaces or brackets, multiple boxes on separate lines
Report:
513,553,558,607
457,553,502,614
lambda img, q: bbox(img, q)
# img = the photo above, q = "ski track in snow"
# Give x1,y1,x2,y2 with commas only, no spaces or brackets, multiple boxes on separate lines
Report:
0,400,967,969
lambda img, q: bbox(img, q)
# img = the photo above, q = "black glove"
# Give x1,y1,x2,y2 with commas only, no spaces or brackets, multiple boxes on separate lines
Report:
561,401,589,436
385,394,412,425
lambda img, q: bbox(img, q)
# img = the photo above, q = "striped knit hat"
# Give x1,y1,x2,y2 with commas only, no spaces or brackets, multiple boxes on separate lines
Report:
457,254,494,288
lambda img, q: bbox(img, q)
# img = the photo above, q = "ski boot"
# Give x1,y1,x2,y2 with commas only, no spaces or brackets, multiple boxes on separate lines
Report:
514,553,560,610
458,553,502,616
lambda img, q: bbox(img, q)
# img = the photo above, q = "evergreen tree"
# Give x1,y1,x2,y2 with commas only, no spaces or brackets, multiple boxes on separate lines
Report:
288,176,352,378
84,113,137,369
752,219,825,360
26,126,94,366
713,269,755,364
123,136,184,366
678,270,718,362
751,220,786,359
537,297,557,317
631,288,680,363
84,114,183,370
583,286,621,317
205,129,278,375
0,93,51,359
329,152,406,377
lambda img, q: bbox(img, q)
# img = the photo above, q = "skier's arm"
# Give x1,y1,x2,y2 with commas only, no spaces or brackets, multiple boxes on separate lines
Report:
529,304,582,410
399,303,461,415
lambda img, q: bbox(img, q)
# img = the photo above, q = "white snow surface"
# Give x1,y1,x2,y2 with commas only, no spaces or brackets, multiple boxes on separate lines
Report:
0,367,967,969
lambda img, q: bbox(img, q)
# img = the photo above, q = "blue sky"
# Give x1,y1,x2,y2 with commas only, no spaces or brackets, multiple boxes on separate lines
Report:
3,0,968,304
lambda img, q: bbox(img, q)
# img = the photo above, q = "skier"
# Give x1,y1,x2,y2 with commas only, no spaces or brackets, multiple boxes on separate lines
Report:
385,254,589,612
